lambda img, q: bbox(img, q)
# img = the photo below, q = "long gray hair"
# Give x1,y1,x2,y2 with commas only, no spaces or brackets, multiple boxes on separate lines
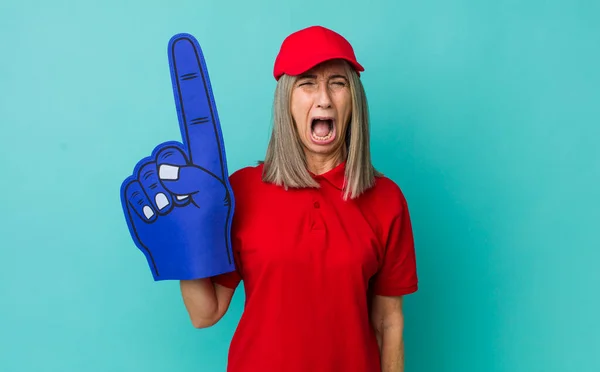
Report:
261,60,381,200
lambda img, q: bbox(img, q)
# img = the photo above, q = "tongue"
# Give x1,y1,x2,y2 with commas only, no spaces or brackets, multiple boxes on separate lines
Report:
313,120,331,137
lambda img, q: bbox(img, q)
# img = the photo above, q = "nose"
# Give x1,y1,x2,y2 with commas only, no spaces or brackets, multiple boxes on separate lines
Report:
315,82,332,109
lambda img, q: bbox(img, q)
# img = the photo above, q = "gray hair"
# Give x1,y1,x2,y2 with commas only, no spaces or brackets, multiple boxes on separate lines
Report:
261,61,381,200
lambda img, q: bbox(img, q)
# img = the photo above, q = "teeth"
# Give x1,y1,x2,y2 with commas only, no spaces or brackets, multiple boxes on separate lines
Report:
311,131,333,141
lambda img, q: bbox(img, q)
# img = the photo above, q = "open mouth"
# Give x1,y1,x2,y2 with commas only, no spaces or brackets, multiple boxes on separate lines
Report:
310,117,336,144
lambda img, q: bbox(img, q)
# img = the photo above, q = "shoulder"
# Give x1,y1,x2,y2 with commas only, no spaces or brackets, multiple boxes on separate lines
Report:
361,174,410,218
229,163,263,184
372,174,408,205
228,163,265,195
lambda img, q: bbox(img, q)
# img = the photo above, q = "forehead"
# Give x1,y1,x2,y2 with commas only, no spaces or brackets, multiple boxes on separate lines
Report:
302,59,348,77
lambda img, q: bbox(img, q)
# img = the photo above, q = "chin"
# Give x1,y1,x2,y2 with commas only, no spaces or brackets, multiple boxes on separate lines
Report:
303,137,343,156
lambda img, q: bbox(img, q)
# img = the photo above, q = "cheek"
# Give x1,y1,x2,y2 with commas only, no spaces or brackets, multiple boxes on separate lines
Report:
291,95,311,129
335,92,353,123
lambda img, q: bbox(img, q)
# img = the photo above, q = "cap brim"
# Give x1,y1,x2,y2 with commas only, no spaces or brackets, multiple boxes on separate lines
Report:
285,55,364,77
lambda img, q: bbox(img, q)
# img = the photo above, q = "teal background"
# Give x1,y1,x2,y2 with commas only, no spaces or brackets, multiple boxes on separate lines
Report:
1,0,598,371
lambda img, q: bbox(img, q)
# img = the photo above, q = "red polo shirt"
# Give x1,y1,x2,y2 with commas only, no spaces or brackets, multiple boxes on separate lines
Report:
213,161,418,372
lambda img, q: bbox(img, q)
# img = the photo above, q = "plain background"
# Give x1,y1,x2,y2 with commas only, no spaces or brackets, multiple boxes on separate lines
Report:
1,0,598,371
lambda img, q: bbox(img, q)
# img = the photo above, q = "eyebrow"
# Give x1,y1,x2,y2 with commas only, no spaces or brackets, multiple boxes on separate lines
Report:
296,74,348,80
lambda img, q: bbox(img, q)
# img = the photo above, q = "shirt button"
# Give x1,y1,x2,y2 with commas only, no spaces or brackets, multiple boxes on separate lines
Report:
313,201,320,209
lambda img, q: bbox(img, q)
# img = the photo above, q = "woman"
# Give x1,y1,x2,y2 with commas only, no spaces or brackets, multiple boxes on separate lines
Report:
180,25,418,372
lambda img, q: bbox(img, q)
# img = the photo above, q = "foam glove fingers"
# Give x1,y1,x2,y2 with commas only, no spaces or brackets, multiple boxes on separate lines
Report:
155,144,192,204
158,163,224,205
123,179,157,223
137,161,174,215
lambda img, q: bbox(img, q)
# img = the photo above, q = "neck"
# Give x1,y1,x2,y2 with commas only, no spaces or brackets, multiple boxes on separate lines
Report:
305,148,347,175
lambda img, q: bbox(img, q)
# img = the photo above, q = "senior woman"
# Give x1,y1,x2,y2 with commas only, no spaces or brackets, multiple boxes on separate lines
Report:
179,25,418,372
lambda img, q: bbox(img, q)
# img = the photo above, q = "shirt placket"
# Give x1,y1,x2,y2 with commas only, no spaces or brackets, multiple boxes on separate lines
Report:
307,190,327,250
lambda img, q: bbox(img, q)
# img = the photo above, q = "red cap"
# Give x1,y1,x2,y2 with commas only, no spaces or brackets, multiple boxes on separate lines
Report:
273,25,364,80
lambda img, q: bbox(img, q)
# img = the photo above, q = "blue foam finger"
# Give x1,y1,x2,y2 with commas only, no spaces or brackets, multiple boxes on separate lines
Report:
120,34,236,281
169,35,228,182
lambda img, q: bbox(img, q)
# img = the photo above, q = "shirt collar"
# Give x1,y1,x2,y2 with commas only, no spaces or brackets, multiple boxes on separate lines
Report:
310,161,346,190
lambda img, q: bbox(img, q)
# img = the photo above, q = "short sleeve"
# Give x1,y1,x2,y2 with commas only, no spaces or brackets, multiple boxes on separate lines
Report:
210,169,247,290
212,266,242,289
212,235,243,289
371,199,418,296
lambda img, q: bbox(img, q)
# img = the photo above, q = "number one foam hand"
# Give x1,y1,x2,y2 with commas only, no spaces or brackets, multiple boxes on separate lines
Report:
120,33,236,281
